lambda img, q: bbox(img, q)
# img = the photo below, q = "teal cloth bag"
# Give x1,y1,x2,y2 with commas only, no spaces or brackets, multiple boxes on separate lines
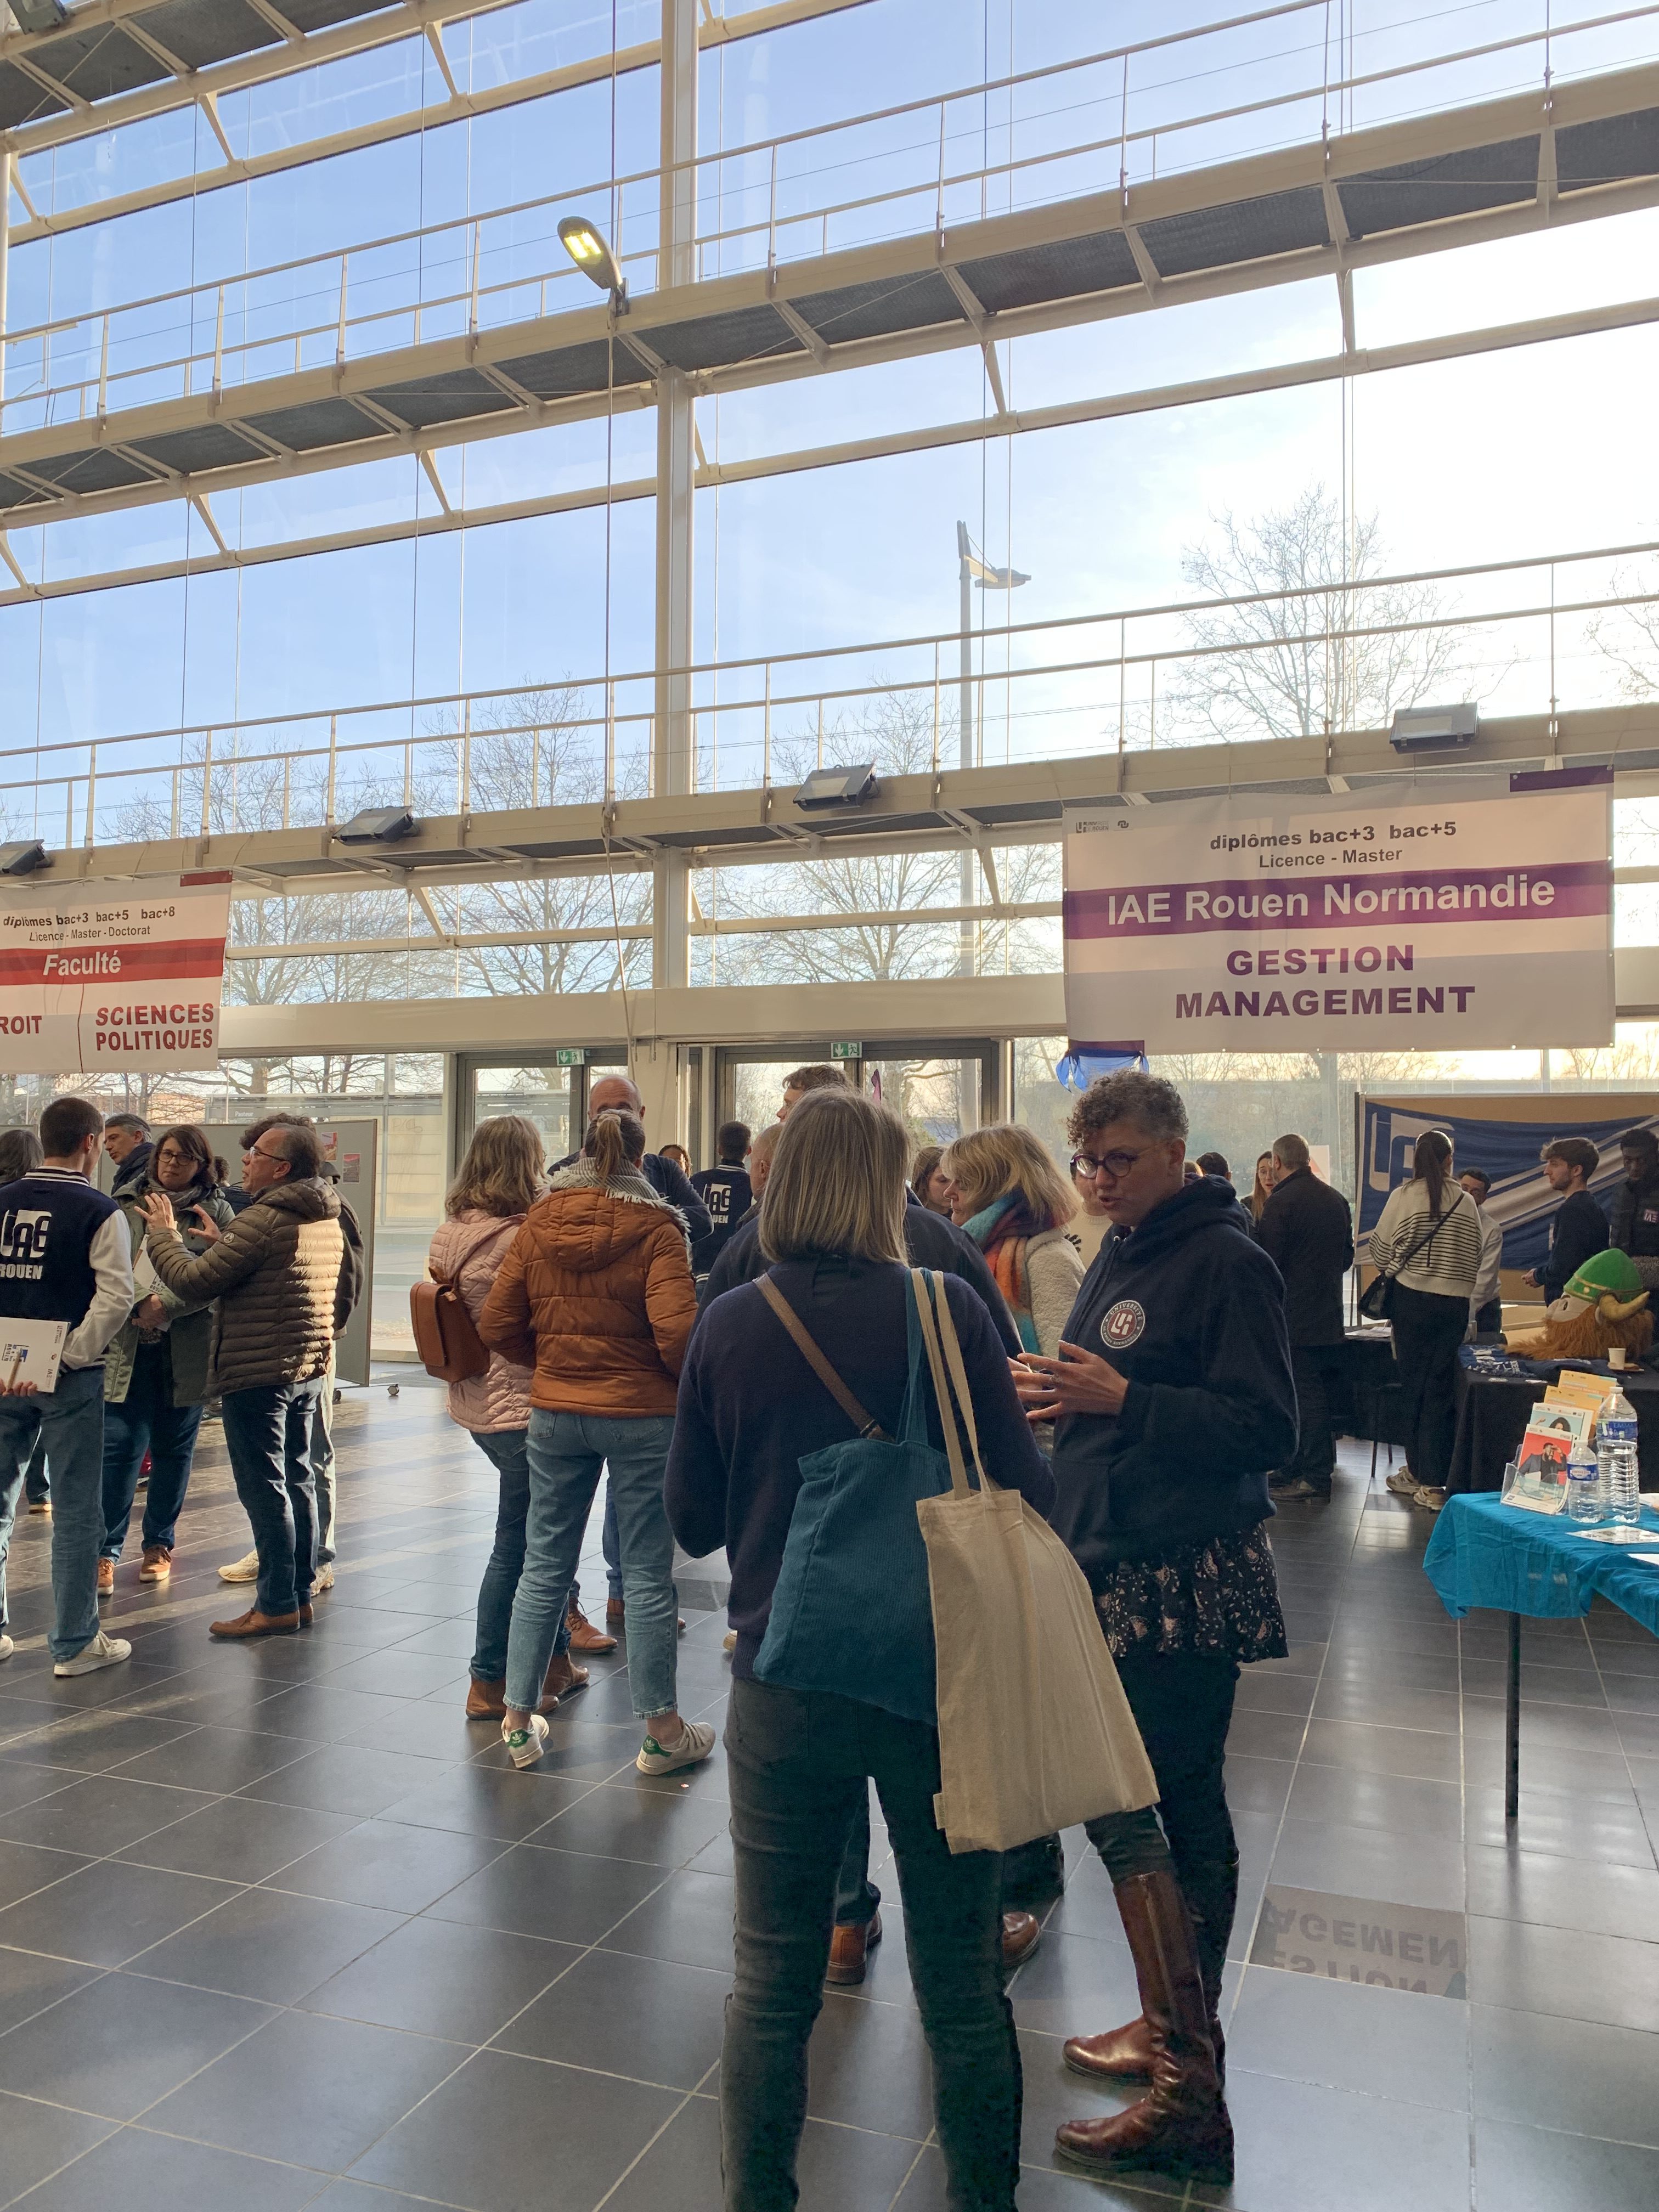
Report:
752,1272,951,1725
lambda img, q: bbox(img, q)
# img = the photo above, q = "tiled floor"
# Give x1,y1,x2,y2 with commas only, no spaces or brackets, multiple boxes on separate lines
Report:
1,1389,1656,2212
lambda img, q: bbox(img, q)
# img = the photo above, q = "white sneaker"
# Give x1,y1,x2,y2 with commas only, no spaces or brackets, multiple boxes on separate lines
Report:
0,1634,13,1662
637,1719,716,1776
1414,1485,1447,1513
54,1629,132,1678
502,1712,549,1769
1384,1468,1419,1497
722,1629,737,1654
314,1564,335,1592
219,1549,259,1583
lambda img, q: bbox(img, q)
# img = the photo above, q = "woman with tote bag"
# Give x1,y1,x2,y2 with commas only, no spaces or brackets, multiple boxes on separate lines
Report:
667,1087,1055,2212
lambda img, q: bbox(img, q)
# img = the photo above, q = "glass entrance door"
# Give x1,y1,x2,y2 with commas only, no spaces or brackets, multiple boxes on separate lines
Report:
458,1058,579,1165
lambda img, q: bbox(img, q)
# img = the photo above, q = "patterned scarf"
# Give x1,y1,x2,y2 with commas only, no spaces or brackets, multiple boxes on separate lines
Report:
963,1191,1041,1353
550,1153,690,1244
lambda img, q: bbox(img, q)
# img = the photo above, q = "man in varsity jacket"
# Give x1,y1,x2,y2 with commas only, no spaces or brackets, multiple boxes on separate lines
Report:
0,1096,136,1677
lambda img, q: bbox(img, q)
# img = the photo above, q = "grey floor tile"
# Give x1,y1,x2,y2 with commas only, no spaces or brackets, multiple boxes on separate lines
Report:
0,1773,215,1857
600,1867,736,1973
1190,2066,1473,2211
3,1711,197,1775
0,1839,87,1910
1006,1927,1139,2039
322,1650,470,1701
145,2006,466,2172
374,1762,596,1843
897,2143,1173,2211
1300,1718,1463,1784
608,2089,927,2212
266,1817,504,1915
302,1914,577,2045
1266,1815,1466,1915
132,1882,407,2004
1463,1784,1656,1869
1472,2002,1659,2146
1469,1915,1659,2034
1473,2116,1659,2212
1226,1965,1469,2111
348,2045,684,2211
495,1946,729,2089
529,1778,731,1868
235,1742,455,1818
105,1726,312,1795
14,2126,326,2212
428,1841,665,1946
0,1858,235,1968
0,1946,104,2035
1284,1762,1465,1842
0,1968,273,2119
116,1795,362,1883
1466,1844,1659,1943
0,1763,77,1818
0,2093,115,2205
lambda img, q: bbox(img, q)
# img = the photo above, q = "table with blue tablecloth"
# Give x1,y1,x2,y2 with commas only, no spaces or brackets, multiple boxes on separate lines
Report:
1424,1492,1659,1815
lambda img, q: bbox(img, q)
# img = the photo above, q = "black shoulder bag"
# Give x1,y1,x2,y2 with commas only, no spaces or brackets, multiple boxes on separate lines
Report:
1359,1189,1468,1324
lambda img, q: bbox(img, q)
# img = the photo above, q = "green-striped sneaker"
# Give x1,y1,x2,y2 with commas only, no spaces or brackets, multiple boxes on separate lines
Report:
637,1719,716,1777
502,1713,549,1769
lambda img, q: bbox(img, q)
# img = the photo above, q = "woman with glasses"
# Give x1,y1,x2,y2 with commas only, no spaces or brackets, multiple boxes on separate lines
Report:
1013,1070,1296,2186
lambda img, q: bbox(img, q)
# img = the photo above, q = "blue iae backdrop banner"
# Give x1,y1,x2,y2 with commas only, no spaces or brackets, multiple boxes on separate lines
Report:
1358,1099,1659,1273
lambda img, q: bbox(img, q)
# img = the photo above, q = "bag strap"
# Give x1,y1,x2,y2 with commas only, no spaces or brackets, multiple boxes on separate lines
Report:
1381,1187,1467,1282
910,1271,972,1499
924,1271,1001,1496
757,1274,890,1441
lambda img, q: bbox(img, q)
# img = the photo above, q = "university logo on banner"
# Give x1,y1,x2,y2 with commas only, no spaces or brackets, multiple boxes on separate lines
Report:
0,875,233,1074
1063,775,1613,1054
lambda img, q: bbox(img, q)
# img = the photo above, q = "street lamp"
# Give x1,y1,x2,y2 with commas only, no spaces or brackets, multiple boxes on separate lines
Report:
955,521,1029,974
558,214,628,309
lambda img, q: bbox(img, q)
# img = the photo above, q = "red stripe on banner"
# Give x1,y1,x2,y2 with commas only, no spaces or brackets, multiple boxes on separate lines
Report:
1065,861,1610,940
0,939,227,986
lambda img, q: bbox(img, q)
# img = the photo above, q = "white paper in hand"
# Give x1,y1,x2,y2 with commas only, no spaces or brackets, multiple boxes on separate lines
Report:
0,1318,69,1393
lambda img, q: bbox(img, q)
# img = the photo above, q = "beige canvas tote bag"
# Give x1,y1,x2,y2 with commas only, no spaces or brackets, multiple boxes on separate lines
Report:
910,1269,1158,1855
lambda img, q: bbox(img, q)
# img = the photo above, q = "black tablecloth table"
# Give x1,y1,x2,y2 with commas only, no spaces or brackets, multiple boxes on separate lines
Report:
1446,1365,1659,1497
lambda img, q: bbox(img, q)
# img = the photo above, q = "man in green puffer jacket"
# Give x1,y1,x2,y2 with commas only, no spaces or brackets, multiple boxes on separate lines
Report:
140,1121,362,1641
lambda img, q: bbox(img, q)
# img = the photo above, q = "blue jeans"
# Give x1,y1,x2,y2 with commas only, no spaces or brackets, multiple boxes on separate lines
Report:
0,1363,108,1663
101,1341,204,1560
467,1425,570,1683
23,1436,48,1505
505,1409,678,1718
570,1480,625,1616
313,1356,336,1566
219,1379,323,1618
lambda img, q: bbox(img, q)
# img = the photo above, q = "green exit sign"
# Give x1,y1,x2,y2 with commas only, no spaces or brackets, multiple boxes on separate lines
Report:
555,1047,587,1066
830,1041,863,1060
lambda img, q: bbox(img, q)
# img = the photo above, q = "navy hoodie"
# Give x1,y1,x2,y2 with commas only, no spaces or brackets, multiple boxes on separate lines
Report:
1050,1175,1297,1582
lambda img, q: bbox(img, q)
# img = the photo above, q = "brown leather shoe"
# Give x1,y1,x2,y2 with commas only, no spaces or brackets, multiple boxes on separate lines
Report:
467,1677,506,1720
1001,1909,1042,1971
606,1597,625,1627
1054,1871,1232,2185
210,1607,303,1639
97,1558,115,1597
540,1652,590,1711
826,1909,882,1987
139,1544,172,1583
567,1600,617,1655
1065,2013,1156,2081
297,1604,314,1626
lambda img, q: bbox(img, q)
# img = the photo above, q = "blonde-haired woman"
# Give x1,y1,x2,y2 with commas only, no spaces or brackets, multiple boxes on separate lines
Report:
481,1107,706,1773
430,1116,586,1722
942,1122,1085,1356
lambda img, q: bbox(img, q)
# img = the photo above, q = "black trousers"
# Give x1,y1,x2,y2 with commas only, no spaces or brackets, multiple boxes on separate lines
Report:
723,1677,1020,2212
1087,1651,1241,2000
1286,1342,1345,1488
1389,1283,1470,1490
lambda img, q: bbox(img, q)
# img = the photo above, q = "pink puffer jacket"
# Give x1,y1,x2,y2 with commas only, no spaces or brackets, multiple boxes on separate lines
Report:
427,1211,534,1432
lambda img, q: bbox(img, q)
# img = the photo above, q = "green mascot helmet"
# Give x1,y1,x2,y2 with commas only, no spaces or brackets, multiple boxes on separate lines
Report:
1562,1247,1646,1310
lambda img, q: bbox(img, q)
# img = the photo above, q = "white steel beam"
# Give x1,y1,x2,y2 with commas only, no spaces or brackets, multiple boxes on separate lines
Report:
7,285,1659,605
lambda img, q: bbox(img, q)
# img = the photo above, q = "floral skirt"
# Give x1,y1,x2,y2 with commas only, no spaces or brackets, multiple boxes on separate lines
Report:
1096,1521,1288,1663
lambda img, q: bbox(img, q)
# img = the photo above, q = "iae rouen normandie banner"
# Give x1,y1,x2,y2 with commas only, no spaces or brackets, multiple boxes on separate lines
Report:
0,875,233,1074
1063,777,1613,1054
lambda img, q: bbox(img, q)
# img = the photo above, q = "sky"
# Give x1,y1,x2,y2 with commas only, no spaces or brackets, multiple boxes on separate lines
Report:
3,0,1659,816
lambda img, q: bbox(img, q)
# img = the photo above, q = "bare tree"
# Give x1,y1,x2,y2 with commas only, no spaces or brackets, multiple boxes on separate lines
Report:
1170,487,1465,744
1588,567,1659,701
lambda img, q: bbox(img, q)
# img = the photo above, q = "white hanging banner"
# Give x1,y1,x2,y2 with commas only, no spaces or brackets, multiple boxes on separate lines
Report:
0,874,232,1074
1063,775,1613,1054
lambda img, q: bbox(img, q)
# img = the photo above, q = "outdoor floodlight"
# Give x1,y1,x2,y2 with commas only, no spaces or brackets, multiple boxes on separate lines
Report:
970,560,1030,590
558,215,628,306
0,840,48,877
9,0,69,31
336,806,419,846
794,764,877,812
1389,702,1480,755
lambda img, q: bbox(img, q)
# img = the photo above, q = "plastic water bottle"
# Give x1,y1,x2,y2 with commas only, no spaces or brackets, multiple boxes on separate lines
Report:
1566,1447,1601,1523
1596,1387,1640,1526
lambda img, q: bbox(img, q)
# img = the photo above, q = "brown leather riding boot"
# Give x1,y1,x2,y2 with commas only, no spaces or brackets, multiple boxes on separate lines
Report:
540,1653,590,1711
1054,1871,1232,2185
1065,2002,1226,2087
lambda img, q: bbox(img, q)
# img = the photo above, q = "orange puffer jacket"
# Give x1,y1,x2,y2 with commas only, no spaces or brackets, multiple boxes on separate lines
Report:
478,1178,697,1417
